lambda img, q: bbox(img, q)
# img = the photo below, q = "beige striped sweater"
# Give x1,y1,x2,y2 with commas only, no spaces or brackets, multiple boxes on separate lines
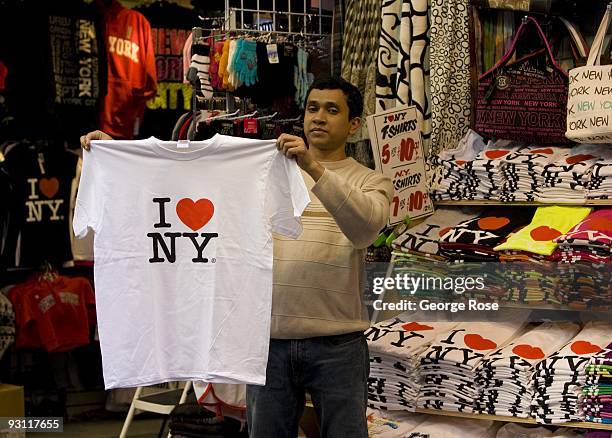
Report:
270,157,393,339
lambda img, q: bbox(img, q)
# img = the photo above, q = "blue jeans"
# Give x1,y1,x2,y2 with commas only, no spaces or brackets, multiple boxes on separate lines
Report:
246,331,369,438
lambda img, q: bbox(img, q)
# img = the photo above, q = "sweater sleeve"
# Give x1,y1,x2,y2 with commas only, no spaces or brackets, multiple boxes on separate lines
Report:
311,168,394,249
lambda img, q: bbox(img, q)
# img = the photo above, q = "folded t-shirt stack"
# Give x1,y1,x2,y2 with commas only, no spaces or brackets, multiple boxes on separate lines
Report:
555,262,611,310
538,145,604,203
582,342,612,424
429,129,488,201
554,209,612,264
418,320,526,413
429,130,523,201
553,209,612,309
500,145,566,202
494,206,592,304
475,322,581,418
439,207,535,262
587,145,612,200
365,315,458,412
430,131,612,202
532,321,612,424
391,207,482,260
469,141,521,200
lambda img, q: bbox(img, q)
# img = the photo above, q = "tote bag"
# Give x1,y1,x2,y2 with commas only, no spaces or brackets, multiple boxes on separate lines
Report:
566,7,612,143
475,16,569,144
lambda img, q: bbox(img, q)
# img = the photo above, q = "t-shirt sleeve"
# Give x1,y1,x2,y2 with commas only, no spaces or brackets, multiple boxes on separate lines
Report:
265,151,310,238
72,149,102,238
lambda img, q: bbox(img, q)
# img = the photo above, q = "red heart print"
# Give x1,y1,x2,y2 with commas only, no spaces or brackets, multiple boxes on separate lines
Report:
464,334,498,351
512,344,545,360
566,154,595,165
478,216,510,231
570,340,602,355
585,217,612,232
531,148,553,154
438,226,452,237
402,322,434,332
39,177,59,198
387,115,395,123
176,198,214,231
530,225,562,241
485,150,510,159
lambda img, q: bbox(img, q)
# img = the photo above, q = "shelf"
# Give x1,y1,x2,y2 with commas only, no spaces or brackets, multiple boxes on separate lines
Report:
435,200,612,206
308,400,612,431
415,408,612,431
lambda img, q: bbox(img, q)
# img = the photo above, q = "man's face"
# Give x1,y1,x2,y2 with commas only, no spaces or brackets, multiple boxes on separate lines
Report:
303,88,361,152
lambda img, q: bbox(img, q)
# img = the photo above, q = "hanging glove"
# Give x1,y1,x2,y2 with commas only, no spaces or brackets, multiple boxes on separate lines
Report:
209,41,224,89
190,44,213,100
226,39,242,89
218,39,231,90
236,39,258,86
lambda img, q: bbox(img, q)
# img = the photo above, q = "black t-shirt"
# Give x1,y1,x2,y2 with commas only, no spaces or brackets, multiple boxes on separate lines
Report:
0,0,105,142
2,142,77,268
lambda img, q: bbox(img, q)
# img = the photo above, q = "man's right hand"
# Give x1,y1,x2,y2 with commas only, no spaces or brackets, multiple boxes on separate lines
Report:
80,130,113,151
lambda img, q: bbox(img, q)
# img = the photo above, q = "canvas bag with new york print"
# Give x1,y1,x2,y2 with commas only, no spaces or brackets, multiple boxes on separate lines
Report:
566,6,612,143
475,16,569,144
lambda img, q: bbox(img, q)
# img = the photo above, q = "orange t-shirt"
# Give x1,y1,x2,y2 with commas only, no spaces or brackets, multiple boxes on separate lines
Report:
100,0,157,139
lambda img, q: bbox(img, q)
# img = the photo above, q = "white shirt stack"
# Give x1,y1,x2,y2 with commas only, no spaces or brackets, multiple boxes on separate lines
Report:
365,315,458,412
417,320,526,413
531,321,612,423
475,322,580,418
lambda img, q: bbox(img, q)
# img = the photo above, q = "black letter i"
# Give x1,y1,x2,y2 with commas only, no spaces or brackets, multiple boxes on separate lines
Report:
153,198,171,228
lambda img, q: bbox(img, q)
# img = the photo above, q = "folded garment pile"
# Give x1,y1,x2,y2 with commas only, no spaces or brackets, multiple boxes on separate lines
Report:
475,322,580,418
365,315,458,412
532,322,612,424
582,342,612,424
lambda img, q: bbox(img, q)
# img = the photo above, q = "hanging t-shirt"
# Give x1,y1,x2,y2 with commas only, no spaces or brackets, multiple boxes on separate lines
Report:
136,2,196,139
0,0,105,140
100,0,157,139
73,135,309,388
7,275,95,352
46,0,106,139
2,142,78,268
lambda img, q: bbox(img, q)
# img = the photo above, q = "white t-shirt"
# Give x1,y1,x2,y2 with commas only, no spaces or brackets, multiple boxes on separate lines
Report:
73,135,309,389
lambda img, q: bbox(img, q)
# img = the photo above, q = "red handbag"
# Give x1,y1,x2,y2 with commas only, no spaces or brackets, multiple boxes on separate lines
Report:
474,16,570,144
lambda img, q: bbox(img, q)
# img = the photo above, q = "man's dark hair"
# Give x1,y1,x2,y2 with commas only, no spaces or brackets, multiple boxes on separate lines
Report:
304,76,363,120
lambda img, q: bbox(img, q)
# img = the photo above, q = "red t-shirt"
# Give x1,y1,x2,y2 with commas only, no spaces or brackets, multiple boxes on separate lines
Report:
8,276,96,352
100,0,157,139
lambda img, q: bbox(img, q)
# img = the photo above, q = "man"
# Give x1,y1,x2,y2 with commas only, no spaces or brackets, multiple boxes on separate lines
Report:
81,76,393,437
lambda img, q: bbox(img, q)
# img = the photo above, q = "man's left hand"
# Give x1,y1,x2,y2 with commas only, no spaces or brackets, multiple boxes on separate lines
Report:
277,134,324,181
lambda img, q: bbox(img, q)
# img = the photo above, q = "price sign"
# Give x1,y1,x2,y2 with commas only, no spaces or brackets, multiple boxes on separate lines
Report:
366,105,434,225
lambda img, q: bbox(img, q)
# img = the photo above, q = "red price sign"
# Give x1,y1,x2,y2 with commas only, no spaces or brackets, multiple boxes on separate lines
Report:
381,138,420,165
366,105,434,225
391,190,429,217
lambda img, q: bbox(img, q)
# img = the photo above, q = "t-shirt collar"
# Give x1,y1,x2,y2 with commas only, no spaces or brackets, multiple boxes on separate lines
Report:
151,134,221,161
